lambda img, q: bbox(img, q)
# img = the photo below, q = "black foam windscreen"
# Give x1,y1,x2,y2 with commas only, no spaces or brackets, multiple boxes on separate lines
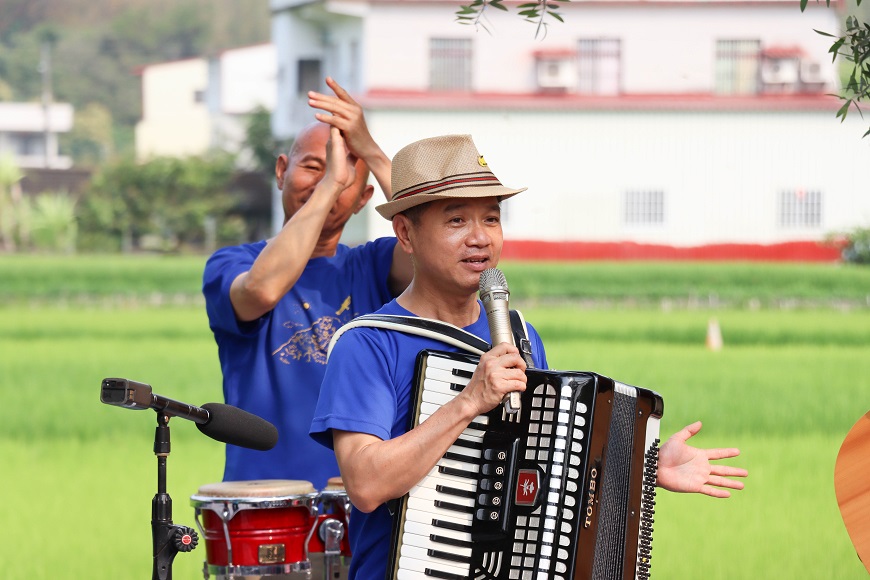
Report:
197,402,278,451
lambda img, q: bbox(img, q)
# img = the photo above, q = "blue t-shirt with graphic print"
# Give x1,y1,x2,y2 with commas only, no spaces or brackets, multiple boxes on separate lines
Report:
311,298,548,580
202,237,396,489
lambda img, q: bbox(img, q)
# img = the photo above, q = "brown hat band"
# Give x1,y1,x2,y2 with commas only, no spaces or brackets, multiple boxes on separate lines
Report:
392,172,502,201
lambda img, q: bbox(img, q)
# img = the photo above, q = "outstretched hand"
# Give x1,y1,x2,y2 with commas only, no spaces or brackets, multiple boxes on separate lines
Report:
309,77,379,160
309,76,392,197
656,421,748,498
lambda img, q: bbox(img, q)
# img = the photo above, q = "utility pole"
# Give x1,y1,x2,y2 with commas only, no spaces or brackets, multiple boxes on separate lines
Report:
38,36,55,169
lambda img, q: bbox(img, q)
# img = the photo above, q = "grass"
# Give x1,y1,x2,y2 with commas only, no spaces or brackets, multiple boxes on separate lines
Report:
3,254,870,307
1,256,869,578
3,304,868,579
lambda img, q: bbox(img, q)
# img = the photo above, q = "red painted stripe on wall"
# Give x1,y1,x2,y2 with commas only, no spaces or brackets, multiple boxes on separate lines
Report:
501,240,842,262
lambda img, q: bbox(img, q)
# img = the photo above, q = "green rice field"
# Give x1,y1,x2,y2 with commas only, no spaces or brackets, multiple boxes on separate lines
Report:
1,256,868,579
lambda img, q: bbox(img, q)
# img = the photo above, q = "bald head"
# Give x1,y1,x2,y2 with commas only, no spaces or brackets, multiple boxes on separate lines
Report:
287,122,371,183
288,122,327,160
276,121,375,232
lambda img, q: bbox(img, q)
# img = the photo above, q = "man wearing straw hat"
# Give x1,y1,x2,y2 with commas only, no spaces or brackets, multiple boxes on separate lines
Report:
311,134,748,579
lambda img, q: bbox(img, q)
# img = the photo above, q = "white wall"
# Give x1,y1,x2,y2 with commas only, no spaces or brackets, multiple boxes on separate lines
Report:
270,10,326,140
362,1,839,94
363,107,870,245
220,44,278,114
0,103,74,169
136,46,280,159
269,0,863,247
136,59,212,158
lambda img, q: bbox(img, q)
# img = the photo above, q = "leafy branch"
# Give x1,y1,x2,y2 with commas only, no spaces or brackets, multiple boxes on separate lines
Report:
803,0,870,137
456,0,569,39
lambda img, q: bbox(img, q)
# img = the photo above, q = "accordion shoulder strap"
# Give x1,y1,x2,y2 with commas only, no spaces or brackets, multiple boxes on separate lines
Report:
326,313,490,360
510,309,535,369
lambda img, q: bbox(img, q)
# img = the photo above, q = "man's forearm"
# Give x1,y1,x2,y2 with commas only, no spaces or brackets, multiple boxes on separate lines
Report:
230,181,341,321
336,395,480,512
364,148,392,199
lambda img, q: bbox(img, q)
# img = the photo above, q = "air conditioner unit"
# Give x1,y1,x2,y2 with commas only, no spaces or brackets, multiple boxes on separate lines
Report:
761,59,800,85
537,59,576,89
800,60,826,85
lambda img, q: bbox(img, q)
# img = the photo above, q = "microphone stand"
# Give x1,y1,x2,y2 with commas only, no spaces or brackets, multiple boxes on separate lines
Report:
152,411,198,580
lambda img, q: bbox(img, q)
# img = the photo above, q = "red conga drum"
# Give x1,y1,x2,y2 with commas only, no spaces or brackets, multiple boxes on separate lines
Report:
191,479,319,579
308,477,352,580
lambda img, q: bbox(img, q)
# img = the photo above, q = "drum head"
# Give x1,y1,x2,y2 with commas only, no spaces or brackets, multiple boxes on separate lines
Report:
196,479,316,498
324,477,345,492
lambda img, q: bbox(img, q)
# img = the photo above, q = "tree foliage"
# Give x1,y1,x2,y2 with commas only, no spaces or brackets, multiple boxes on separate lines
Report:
243,106,288,177
456,0,569,38
803,0,868,136
78,154,245,253
0,154,25,252
30,192,78,253
63,102,114,168
0,0,270,162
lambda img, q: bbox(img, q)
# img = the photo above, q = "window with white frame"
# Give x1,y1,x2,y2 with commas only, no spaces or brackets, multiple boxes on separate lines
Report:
715,39,761,95
577,38,621,95
430,38,472,91
624,190,665,225
778,189,822,228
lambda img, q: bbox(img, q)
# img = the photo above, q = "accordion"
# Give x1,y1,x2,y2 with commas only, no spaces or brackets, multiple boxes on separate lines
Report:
387,350,664,580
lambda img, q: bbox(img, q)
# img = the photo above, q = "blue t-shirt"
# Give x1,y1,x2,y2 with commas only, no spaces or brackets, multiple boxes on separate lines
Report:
311,299,548,580
202,237,397,490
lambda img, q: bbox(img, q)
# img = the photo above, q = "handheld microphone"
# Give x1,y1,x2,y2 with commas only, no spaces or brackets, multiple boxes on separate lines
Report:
479,268,521,414
100,378,278,451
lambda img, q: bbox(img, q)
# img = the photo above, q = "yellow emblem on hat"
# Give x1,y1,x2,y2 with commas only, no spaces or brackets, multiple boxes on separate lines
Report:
478,155,487,167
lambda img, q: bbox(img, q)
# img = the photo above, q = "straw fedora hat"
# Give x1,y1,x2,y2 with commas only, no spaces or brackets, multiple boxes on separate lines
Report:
375,134,527,220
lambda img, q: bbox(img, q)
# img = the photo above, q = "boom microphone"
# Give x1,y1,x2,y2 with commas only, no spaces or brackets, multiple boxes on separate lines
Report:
100,378,278,451
479,268,521,414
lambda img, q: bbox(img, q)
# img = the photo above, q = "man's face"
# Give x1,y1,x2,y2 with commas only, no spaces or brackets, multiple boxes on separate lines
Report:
400,197,503,297
278,124,371,232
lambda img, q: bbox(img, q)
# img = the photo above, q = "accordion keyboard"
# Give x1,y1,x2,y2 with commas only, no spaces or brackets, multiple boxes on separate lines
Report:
389,350,662,580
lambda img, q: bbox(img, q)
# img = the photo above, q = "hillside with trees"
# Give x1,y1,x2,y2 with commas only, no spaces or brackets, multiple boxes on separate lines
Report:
0,0,271,165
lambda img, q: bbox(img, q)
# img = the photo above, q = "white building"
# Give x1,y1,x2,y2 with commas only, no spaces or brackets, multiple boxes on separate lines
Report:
271,0,869,260
0,102,74,169
135,43,277,161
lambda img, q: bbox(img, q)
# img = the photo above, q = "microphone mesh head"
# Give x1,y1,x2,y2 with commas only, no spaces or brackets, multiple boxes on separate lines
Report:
479,267,508,293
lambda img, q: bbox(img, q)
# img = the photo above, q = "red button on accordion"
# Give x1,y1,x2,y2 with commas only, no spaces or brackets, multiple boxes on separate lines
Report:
387,350,664,580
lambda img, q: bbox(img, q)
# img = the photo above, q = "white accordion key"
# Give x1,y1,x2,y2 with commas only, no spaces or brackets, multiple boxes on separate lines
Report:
401,531,472,558
398,554,469,579
410,485,474,509
404,520,472,543
404,507,469,529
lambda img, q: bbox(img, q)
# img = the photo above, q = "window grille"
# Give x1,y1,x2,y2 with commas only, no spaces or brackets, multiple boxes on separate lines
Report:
779,189,822,228
624,190,665,225
577,38,621,95
430,38,472,91
715,39,761,95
